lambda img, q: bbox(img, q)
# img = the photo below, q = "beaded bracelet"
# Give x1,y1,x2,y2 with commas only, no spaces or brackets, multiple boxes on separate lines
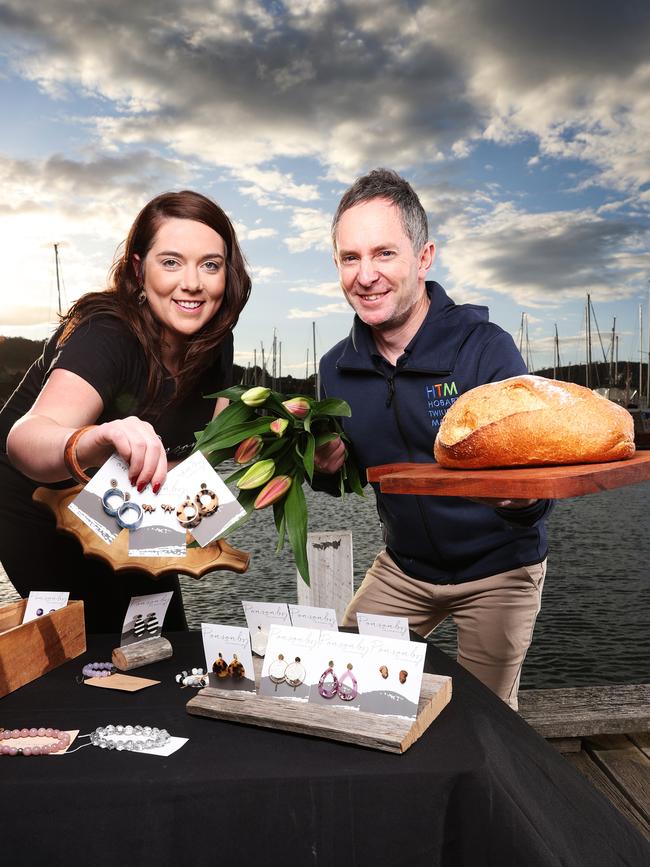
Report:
0,727,71,756
89,725,170,752
82,662,116,678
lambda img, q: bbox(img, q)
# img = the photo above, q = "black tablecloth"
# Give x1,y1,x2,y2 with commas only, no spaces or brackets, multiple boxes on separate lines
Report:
1,632,647,867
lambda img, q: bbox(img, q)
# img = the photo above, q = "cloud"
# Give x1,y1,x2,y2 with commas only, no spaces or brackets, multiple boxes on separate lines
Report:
284,208,331,252
288,302,350,319
288,281,341,298
438,202,650,306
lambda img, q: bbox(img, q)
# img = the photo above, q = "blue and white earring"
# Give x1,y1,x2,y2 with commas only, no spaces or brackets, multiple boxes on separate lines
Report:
102,479,125,516
115,493,143,530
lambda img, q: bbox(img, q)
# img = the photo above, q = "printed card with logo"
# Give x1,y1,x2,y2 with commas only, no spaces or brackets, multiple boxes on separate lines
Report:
307,631,426,720
242,600,291,656
68,453,132,545
120,591,173,647
22,590,70,623
356,612,411,642
201,623,255,694
288,604,338,632
260,624,320,702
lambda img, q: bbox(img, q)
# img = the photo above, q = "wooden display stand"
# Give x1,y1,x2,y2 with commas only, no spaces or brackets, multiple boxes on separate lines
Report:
0,600,86,698
112,636,173,671
33,485,250,579
186,658,452,754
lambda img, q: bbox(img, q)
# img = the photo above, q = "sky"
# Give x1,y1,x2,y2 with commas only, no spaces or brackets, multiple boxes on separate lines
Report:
1,0,649,377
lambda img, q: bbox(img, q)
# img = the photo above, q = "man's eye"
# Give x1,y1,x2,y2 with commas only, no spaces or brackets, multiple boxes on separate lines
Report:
379,250,394,257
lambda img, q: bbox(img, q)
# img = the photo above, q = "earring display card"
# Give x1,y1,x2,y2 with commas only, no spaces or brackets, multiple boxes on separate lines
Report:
308,632,427,721
164,452,246,548
68,454,132,545
356,612,411,642
22,590,70,624
288,604,339,632
120,592,173,647
260,625,320,702
242,601,291,657
201,623,256,695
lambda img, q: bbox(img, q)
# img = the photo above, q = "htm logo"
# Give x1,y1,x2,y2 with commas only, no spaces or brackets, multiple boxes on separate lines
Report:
425,381,458,399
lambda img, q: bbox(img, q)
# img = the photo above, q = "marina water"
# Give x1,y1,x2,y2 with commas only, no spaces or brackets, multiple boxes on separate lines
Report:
1,478,648,690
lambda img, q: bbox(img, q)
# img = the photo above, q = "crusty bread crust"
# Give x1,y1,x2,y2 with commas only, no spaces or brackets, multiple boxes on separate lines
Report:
434,375,635,468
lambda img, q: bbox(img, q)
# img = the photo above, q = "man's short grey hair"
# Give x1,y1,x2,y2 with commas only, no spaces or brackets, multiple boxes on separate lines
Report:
331,168,429,254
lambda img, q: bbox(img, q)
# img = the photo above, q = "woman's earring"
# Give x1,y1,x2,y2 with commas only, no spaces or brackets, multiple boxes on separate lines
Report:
379,665,389,679
399,670,408,684
228,654,245,680
138,289,146,305
102,479,125,517
176,496,202,529
318,660,339,699
285,657,306,690
212,653,229,678
195,482,219,518
268,654,287,689
337,663,358,701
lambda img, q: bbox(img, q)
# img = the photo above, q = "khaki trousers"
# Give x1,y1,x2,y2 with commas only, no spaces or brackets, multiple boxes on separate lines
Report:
342,550,546,710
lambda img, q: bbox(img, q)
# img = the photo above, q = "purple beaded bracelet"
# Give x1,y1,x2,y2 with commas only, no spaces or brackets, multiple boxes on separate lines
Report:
82,662,116,678
0,727,71,756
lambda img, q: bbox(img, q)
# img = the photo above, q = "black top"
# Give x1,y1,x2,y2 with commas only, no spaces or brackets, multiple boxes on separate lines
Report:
0,314,234,466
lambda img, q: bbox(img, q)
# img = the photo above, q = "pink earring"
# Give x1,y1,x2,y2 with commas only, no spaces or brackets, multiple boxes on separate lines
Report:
318,660,338,699
337,663,357,701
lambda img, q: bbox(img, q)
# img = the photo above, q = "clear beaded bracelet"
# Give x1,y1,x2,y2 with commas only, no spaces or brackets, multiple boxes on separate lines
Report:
0,727,71,756
89,724,170,752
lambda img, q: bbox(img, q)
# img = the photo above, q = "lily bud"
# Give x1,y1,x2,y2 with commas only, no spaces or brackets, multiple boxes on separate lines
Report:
241,386,271,407
270,418,289,437
282,397,311,418
233,435,263,464
254,475,293,509
237,459,276,490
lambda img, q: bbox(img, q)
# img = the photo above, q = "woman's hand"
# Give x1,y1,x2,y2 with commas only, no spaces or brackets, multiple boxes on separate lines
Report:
76,419,168,492
314,436,346,474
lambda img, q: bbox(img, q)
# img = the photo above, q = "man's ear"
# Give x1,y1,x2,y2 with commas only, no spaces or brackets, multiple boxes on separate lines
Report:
418,241,435,278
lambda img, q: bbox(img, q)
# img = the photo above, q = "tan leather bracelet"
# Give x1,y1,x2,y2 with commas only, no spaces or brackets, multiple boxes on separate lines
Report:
63,425,98,484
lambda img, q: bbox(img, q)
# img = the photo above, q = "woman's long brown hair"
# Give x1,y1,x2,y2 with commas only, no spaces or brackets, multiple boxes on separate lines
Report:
59,191,251,416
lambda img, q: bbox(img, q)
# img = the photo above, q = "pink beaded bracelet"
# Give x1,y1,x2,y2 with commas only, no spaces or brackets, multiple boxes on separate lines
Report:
0,727,71,756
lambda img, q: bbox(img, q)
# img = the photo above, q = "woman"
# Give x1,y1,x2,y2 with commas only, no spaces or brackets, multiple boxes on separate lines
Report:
0,190,251,633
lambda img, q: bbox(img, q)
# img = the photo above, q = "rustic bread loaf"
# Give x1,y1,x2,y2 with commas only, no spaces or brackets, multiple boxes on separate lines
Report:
434,375,635,469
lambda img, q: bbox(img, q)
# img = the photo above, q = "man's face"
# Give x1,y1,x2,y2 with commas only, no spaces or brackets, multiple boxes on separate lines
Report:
334,198,432,332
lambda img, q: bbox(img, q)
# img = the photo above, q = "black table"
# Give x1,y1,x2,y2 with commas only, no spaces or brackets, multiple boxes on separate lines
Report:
1,632,647,866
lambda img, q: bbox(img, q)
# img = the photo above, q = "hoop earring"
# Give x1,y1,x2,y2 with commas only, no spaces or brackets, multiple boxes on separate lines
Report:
195,482,219,517
268,654,287,689
212,653,229,678
318,660,339,699
337,663,357,701
285,657,306,690
116,495,143,530
227,654,245,680
176,496,202,529
102,479,125,517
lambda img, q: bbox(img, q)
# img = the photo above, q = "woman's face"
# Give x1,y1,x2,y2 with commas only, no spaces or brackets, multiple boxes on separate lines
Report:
136,217,227,357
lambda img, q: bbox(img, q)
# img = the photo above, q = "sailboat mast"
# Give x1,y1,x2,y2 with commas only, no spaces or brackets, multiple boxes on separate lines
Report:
586,294,592,388
312,321,318,397
639,304,643,403
54,243,62,316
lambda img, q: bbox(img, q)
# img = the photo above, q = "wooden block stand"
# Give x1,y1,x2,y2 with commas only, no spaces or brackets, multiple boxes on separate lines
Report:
187,660,452,754
0,600,86,698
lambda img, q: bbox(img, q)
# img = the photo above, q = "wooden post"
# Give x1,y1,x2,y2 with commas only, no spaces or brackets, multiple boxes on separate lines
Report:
112,636,172,671
296,531,354,624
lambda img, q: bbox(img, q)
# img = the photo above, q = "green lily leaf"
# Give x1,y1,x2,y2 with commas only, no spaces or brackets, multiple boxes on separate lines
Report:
273,501,286,553
310,398,352,418
284,472,310,585
200,417,274,451
302,431,315,482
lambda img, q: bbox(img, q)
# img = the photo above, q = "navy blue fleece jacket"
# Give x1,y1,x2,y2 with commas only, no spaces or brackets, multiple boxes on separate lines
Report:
318,282,552,585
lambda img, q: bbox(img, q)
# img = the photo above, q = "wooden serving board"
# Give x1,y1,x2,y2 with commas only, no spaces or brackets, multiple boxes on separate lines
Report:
33,485,250,580
186,670,452,754
366,451,650,500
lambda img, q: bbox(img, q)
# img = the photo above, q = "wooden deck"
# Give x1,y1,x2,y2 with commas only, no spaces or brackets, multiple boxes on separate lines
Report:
518,685,650,841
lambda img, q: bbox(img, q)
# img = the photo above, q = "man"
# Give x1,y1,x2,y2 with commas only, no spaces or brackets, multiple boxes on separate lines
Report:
314,168,552,710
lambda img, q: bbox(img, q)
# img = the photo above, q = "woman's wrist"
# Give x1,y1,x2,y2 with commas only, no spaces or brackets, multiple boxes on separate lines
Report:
63,425,99,484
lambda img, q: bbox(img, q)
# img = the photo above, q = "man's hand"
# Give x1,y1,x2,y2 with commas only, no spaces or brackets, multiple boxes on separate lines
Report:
314,436,346,474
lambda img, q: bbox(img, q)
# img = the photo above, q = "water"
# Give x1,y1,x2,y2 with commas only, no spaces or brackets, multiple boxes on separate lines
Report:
1,480,648,690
